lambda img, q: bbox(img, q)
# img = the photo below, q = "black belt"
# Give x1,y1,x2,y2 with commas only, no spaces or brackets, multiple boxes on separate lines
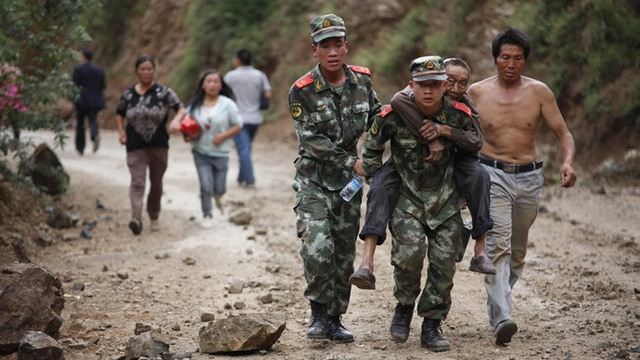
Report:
479,155,543,174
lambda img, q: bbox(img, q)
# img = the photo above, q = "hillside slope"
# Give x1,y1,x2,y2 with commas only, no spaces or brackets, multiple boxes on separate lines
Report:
94,0,639,174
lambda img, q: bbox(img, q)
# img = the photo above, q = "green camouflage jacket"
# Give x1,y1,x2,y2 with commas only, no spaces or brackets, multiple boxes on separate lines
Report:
289,64,382,191
362,97,472,229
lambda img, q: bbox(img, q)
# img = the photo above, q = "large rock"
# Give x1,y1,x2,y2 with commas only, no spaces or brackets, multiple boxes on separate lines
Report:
21,143,69,195
0,239,65,355
198,315,286,354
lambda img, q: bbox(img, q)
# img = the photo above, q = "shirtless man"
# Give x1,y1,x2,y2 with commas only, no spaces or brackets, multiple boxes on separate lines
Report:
468,28,576,346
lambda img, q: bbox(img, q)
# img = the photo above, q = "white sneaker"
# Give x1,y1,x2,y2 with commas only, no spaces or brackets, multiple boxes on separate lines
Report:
214,196,224,213
201,216,213,228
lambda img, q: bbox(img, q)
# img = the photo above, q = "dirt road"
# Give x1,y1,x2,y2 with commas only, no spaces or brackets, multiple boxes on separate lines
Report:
15,126,640,360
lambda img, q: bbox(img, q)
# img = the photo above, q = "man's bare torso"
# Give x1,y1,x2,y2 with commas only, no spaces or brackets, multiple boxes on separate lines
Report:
469,75,545,164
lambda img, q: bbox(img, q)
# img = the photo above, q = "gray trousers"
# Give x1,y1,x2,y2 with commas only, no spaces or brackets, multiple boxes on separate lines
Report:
482,165,543,328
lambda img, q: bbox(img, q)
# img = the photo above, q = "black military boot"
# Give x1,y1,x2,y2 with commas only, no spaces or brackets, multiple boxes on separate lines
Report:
421,318,450,352
307,301,328,339
389,302,414,342
327,315,354,343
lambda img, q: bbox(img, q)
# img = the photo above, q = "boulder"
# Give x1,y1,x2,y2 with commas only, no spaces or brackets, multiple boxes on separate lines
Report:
20,143,69,195
198,315,286,354
0,239,65,355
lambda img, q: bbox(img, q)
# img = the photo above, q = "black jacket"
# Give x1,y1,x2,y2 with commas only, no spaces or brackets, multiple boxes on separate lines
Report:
72,61,106,110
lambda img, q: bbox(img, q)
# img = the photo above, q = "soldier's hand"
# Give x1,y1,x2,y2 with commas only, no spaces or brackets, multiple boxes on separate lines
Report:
425,139,444,163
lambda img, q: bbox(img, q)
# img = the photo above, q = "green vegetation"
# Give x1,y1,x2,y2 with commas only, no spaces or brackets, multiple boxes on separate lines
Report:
80,0,139,62
171,0,278,100
526,0,640,127
0,0,96,190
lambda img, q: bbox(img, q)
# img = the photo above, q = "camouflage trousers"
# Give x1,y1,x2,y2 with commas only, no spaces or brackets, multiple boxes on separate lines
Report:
389,206,461,320
293,175,361,316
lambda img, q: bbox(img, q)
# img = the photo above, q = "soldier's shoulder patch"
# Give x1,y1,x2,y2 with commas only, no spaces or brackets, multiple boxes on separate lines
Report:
349,65,371,76
452,101,472,117
380,105,393,118
290,102,303,119
294,73,314,89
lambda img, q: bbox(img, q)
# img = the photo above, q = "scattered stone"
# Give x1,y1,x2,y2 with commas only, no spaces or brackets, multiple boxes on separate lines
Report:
82,220,98,231
102,265,108,272
246,249,254,255
18,331,65,360
227,281,244,294
96,199,110,210
615,349,630,358
203,274,212,279
67,337,99,350
224,303,233,310
35,235,54,246
255,228,268,235
72,283,84,291
258,294,273,304
79,228,92,239
182,257,196,266
170,324,181,331
124,331,170,360
247,235,256,241
198,315,286,353
155,253,170,260
266,266,280,274
233,301,246,310
116,271,129,280
45,206,72,229
69,215,79,227
229,211,252,226
200,309,216,322
133,323,157,335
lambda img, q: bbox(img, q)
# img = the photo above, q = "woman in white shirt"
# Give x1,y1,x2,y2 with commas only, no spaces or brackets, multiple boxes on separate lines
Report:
171,69,243,228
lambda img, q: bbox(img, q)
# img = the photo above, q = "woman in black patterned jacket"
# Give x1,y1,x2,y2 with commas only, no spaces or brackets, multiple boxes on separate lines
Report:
115,54,185,235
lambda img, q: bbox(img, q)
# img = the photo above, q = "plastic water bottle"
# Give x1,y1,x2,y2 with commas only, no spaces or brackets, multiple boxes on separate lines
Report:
340,176,363,202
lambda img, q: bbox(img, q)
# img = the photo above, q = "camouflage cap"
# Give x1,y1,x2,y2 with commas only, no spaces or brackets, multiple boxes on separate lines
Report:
410,55,447,82
310,14,346,43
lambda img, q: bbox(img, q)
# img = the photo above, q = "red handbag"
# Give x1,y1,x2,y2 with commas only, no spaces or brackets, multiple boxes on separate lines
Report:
179,115,202,140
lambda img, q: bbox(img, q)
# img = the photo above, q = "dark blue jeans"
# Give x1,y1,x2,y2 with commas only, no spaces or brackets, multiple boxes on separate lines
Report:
359,153,493,244
193,150,229,217
234,123,260,185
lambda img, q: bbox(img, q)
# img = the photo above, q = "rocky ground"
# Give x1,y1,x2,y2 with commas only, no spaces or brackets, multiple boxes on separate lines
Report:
2,126,640,360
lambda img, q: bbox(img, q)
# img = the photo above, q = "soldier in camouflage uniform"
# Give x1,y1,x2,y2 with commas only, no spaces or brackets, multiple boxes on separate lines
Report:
288,13,382,343
362,56,473,352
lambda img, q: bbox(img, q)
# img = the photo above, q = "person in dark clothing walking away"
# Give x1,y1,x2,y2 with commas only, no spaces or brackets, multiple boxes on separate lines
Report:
73,49,106,154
